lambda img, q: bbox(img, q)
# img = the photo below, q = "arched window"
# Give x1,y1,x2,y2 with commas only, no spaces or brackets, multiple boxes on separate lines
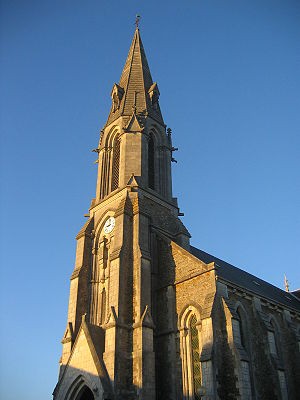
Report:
99,129,120,199
179,306,202,400
268,318,280,357
111,135,120,191
237,309,246,347
232,318,243,346
233,305,253,398
232,307,246,348
100,288,106,325
103,238,108,270
148,134,155,190
90,237,109,325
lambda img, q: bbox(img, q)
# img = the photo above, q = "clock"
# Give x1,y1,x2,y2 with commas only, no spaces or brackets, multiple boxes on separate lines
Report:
103,216,115,234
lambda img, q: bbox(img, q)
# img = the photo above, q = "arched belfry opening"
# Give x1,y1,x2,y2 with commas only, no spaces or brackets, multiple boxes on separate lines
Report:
111,134,120,191
75,386,94,400
97,129,121,200
148,133,155,190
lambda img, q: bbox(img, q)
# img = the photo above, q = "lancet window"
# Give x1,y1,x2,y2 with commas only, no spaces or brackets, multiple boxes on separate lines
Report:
232,307,246,348
90,236,110,326
180,306,202,400
100,288,106,325
99,130,121,199
190,315,202,400
267,330,277,355
232,305,253,398
98,238,109,325
268,318,279,357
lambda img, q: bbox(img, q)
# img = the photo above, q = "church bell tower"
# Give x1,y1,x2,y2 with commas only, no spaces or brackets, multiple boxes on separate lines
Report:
54,27,190,400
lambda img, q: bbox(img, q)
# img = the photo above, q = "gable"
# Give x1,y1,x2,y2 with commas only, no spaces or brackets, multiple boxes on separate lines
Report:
124,113,143,132
171,241,215,284
54,322,110,400
68,328,99,374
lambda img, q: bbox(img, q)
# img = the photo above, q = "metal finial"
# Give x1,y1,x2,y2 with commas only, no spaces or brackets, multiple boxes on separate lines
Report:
135,14,141,29
284,275,290,292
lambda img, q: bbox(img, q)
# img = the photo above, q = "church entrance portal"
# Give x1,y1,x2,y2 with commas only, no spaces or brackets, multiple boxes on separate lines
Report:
75,386,94,400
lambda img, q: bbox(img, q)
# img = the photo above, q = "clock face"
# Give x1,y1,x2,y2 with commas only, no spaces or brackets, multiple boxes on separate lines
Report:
103,216,115,234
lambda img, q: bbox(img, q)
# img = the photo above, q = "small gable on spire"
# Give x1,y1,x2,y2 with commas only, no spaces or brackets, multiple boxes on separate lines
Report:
124,112,143,133
127,173,139,187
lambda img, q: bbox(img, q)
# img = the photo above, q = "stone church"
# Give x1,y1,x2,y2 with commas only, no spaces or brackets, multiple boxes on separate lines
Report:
53,28,300,400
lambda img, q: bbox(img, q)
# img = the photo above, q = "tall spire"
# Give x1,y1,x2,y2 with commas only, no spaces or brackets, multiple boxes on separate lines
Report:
105,28,164,126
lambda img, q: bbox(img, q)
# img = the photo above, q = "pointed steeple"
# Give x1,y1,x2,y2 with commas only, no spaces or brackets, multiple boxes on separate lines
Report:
105,28,164,126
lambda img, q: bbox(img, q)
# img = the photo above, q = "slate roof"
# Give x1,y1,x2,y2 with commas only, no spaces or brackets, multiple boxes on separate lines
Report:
190,246,300,312
105,28,164,127
292,289,300,299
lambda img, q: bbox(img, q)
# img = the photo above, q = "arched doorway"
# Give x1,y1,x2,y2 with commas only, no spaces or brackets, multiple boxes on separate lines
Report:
75,386,94,400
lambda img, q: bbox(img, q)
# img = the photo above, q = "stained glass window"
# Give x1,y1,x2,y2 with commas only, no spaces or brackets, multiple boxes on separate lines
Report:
190,314,201,400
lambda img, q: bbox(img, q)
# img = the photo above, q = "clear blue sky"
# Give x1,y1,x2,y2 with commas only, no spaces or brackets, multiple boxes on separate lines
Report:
0,1,299,398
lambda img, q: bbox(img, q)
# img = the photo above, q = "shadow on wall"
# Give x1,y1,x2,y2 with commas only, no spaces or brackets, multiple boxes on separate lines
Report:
153,234,217,400
152,234,181,400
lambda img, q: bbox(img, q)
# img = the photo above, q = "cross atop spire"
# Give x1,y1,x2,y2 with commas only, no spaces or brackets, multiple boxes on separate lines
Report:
105,28,164,127
135,14,141,29
284,274,290,292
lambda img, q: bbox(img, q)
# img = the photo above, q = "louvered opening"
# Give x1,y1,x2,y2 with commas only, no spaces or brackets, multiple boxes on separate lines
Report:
111,136,120,191
148,135,155,189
